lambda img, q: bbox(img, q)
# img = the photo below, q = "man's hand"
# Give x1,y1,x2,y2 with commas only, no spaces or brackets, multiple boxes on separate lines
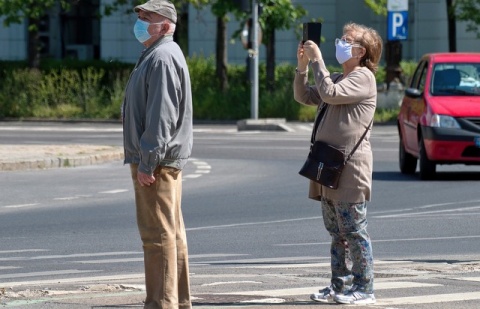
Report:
137,170,156,187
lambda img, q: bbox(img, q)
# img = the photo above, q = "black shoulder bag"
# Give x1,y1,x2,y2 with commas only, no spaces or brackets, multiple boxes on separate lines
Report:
298,104,372,189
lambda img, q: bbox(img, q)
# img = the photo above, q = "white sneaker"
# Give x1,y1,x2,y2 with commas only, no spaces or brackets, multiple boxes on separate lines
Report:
334,285,376,305
310,286,336,303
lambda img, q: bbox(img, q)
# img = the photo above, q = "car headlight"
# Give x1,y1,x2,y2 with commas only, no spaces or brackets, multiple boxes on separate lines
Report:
430,114,461,128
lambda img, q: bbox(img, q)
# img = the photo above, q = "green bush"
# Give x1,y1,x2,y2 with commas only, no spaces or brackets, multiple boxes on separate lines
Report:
0,60,131,119
0,69,42,117
0,58,413,121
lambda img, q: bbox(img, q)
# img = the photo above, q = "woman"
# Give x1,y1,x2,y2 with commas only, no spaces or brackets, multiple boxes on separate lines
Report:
293,22,383,305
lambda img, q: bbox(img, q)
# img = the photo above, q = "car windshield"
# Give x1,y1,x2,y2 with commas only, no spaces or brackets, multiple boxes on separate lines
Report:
431,63,480,96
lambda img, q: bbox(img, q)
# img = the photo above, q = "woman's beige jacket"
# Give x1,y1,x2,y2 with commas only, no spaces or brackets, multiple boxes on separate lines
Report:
294,61,377,203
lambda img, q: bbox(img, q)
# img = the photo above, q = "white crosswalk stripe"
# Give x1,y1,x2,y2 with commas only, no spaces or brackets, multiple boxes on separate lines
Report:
212,282,442,296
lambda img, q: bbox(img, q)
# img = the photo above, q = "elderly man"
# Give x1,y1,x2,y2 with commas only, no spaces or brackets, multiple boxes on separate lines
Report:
122,0,193,308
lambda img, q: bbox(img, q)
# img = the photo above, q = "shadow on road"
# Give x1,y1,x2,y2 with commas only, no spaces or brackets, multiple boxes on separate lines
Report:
373,170,480,182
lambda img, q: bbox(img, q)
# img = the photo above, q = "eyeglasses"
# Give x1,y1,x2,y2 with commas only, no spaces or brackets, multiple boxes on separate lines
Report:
335,38,363,48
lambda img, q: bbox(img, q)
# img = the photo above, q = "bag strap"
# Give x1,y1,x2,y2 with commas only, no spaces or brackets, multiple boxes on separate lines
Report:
310,103,327,145
309,74,342,145
344,119,373,163
308,75,374,164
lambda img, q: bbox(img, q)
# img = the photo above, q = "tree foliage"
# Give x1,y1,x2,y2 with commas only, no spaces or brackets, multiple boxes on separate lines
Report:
258,0,306,91
0,0,74,29
455,0,480,36
363,0,387,16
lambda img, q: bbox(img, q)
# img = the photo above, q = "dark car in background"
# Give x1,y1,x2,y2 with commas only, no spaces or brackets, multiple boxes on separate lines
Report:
397,53,480,179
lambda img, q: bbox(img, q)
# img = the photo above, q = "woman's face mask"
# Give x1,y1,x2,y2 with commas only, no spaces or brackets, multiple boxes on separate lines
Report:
335,38,354,64
133,19,163,43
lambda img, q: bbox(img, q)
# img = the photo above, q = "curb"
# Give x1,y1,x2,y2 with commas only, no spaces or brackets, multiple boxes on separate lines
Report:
0,147,124,172
236,118,294,132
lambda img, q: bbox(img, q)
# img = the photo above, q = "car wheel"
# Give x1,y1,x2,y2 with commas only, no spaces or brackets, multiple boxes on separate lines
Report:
419,138,436,180
399,136,417,174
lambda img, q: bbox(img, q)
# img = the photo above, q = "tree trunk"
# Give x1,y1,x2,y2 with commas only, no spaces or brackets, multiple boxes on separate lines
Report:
216,16,229,92
446,0,457,52
266,28,275,93
27,18,41,69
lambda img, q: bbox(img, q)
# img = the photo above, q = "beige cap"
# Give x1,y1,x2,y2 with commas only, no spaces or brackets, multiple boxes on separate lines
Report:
134,0,177,24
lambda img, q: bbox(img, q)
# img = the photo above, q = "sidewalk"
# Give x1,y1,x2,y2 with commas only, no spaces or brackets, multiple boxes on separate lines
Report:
3,257,480,308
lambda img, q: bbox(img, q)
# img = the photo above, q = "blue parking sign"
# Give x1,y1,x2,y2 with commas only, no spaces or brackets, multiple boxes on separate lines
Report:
388,11,408,41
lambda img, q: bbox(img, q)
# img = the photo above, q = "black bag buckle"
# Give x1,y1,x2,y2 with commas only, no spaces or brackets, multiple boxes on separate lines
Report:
316,162,324,180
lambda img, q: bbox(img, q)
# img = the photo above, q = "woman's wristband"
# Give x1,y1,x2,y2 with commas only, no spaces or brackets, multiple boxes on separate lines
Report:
295,68,308,74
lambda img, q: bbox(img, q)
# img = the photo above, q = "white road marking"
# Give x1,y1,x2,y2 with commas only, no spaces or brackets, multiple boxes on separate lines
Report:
451,276,480,282
241,298,285,303
53,195,92,201
0,251,141,262
53,196,80,200
378,291,480,305
189,253,249,259
4,273,145,287
61,253,247,265
4,203,39,208
374,205,480,218
0,269,99,280
0,249,48,254
196,165,211,169
187,217,320,231
193,128,237,133
73,258,143,264
184,174,202,179
419,199,480,209
0,266,19,270
212,282,442,297
276,235,480,246
194,256,322,265
0,126,122,132
195,170,210,174
98,189,129,194
185,159,212,180
202,281,262,287
192,161,210,166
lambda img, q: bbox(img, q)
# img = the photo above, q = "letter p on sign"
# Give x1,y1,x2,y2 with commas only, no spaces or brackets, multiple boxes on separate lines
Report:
387,0,408,41
388,11,408,41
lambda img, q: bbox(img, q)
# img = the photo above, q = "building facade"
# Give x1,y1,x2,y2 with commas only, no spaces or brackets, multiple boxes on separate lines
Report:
1,0,479,66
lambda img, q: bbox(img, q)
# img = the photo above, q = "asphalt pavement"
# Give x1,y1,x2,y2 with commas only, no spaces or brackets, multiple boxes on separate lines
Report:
0,138,375,309
2,121,480,309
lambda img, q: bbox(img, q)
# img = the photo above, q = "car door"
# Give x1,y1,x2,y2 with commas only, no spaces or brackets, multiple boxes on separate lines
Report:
402,60,428,153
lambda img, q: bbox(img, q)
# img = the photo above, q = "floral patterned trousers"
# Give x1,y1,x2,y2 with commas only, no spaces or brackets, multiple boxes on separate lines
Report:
321,197,374,293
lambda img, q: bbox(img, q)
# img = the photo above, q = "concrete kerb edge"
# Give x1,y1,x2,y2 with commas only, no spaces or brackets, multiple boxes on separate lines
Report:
0,151,124,172
236,118,293,132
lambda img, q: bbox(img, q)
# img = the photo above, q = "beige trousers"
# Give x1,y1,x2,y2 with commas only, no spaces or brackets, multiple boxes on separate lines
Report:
130,164,191,309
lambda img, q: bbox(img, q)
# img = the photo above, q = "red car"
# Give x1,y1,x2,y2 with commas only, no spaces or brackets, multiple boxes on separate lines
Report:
397,52,480,179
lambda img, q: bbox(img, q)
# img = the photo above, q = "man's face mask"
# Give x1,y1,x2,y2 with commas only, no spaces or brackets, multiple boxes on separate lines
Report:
133,19,163,43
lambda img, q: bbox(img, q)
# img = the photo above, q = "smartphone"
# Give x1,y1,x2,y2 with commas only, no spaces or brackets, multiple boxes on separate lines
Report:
302,22,322,46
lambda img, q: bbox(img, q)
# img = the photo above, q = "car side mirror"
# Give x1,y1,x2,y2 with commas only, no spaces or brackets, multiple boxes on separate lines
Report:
404,88,422,98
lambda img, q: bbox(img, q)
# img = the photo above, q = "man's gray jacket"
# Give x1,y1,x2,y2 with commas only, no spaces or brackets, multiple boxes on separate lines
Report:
123,35,193,175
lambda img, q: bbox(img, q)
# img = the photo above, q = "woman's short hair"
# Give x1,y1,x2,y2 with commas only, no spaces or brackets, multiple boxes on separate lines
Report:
344,22,383,73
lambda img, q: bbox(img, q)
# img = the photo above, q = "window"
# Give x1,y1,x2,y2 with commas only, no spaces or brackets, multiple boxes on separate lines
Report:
431,63,480,96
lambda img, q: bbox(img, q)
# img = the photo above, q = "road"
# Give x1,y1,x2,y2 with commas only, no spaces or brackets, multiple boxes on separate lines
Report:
1,121,480,308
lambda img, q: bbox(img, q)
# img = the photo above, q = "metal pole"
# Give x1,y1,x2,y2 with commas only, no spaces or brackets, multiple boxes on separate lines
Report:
251,0,259,120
